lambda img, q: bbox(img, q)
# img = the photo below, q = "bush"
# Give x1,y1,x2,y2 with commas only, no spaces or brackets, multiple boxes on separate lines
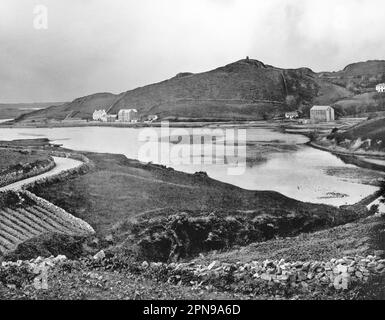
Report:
5,233,92,261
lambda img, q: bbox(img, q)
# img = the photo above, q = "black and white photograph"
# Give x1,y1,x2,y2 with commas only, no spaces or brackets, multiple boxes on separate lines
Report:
0,0,385,307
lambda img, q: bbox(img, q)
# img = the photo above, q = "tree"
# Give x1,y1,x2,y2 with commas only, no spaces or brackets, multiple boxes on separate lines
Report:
380,181,385,204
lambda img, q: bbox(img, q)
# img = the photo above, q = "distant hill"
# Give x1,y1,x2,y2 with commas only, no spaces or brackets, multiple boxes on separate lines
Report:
0,102,65,120
318,60,385,116
14,59,385,122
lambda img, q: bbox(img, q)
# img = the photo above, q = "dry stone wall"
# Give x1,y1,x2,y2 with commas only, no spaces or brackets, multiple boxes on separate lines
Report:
0,158,55,188
0,151,95,256
140,254,385,294
22,190,95,235
21,152,94,191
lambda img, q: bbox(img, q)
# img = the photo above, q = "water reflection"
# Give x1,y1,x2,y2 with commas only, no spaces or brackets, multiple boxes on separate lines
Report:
0,126,382,206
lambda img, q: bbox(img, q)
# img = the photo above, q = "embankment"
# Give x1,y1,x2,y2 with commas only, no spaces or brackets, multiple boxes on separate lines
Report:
113,207,372,262
309,141,385,172
0,191,95,256
0,148,96,257
0,157,55,188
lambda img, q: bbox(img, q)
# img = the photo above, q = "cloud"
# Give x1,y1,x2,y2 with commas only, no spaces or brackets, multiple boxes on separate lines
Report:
0,0,384,102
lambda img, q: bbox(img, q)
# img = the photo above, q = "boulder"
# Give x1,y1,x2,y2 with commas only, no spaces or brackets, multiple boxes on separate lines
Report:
93,250,106,261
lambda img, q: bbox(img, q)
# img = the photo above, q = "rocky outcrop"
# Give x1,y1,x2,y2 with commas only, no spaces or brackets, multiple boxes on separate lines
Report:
0,255,68,289
1,252,384,298
126,210,373,262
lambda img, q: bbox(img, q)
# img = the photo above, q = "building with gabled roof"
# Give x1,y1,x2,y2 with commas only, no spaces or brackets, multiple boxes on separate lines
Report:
92,109,107,122
310,106,335,122
118,109,139,122
376,83,385,93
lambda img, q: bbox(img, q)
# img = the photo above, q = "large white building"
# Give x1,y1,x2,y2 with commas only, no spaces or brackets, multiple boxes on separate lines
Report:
376,83,385,93
92,109,107,122
310,106,335,122
118,109,139,122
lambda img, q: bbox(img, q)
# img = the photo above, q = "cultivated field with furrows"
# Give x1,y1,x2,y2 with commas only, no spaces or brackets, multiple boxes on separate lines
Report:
0,191,94,256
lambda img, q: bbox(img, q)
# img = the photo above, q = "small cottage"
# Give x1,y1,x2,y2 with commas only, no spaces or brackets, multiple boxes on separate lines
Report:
285,111,299,119
376,83,385,93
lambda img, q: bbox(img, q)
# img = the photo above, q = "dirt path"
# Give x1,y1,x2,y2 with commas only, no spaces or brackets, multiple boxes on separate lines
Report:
0,156,83,192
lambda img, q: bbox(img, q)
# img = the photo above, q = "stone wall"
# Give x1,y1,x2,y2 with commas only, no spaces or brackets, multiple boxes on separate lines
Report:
21,190,95,235
0,158,55,188
139,254,385,295
21,152,94,191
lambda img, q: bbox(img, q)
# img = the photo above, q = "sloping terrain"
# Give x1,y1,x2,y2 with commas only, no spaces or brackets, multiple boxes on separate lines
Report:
319,60,385,93
319,60,385,116
15,93,117,122
14,59,355,122
0,191,94,256
335,117,385,150
0,140,383,300
0,150,48,172
0,102,63,120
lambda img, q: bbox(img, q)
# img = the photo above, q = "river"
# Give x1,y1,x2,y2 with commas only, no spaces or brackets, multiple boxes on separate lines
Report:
0,126,383,206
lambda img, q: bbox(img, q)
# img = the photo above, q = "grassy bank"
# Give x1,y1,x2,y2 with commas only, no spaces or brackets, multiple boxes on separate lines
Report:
0,149,49,172
12,142,369,262
1,138,384,299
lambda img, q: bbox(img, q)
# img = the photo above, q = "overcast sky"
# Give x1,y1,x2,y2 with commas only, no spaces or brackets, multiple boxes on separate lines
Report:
1,0,384,103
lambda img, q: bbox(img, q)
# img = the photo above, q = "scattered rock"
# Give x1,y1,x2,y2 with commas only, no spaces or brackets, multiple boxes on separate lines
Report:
93,250,106,261
207,261,217,271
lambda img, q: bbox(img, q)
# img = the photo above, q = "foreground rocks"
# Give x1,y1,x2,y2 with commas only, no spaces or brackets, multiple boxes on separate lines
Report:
2,253,384,299
0,255,67,290
139,254,385,295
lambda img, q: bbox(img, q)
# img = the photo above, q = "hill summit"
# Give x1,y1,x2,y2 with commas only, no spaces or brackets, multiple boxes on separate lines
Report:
15,58,385,122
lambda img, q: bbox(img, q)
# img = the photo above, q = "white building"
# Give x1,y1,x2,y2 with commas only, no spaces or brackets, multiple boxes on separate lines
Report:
376,83,385,93
310,106,335,122
106,114,117,122
118,109,139,122
144,115,158,123
92,109,107,122
285,111,299,119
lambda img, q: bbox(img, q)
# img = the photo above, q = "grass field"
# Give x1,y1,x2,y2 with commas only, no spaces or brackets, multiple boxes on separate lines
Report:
0,149,48,172
27,151,351,234
0,139,384,299
19,146,371,264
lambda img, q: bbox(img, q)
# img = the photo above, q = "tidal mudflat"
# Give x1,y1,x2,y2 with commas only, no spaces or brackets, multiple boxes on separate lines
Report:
0,126,383,205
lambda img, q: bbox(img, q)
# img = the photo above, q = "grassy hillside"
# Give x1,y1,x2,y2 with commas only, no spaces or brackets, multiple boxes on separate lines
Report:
12,59,385,123
21,147,370,264
336,117,385,147
319,60,385,93
15,94,116,122
318,60,385,116
14,59,353,122
0,150,48,172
